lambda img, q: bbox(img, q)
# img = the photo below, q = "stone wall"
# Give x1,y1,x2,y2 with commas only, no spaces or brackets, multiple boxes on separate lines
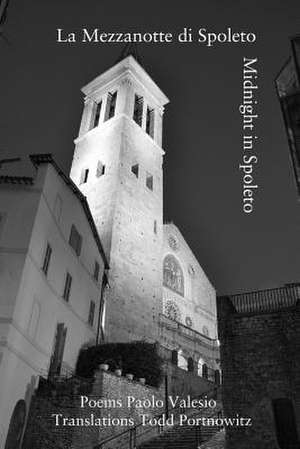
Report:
217,295,300,449
22,368,165,449
166,362,216,398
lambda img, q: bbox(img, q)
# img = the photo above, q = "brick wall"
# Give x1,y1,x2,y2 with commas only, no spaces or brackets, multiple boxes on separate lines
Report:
217,296,300,449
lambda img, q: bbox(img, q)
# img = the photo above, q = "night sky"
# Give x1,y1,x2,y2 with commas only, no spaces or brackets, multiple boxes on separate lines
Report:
1,0,300,296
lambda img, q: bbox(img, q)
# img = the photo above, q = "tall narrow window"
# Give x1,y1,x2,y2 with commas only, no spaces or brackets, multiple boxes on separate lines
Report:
171,350,178,365
96,161,105,177
187,357,194,372
63,273,72,302
93,261,100,281
133,94,143,126
202,363,208,379
28,300,41,340
93,100,102,128
104,91,117,121
0,212,6,240
154,220,157,234
80,168,89,184
49,323,67,378
69,225,82,256
42,243,52,275
146,107,155,138
88,300,96,326
131,164,139,178
54,194,63,223
146,173,153,191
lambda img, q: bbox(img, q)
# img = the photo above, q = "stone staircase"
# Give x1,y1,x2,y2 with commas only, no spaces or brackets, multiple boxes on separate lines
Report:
136,402,223,449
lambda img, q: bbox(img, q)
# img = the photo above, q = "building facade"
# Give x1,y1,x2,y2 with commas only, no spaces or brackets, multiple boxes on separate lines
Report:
217,285,300,449
0,155,107,449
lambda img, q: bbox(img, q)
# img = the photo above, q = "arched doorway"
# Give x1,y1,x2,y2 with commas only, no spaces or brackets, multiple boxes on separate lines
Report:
272,398,299,449
187,357,194,372
202,363,208,379
5,400,26,449
178,350,188,371
198,357,205,376
215,369,221,385
171,349,178,365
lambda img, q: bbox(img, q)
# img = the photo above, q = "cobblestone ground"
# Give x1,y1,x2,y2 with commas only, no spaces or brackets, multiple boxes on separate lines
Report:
199,430,225,449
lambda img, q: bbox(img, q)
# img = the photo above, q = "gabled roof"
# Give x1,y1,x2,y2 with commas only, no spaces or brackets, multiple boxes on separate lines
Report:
29,153,109,269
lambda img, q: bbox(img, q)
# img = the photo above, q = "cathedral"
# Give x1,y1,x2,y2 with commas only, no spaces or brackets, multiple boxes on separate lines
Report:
0,48,219,448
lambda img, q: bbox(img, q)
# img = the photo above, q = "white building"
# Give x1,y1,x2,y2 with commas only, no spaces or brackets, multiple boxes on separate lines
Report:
0,155,108,449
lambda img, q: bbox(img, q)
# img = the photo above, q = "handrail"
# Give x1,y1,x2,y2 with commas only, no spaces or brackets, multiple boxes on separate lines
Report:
93,385,220,449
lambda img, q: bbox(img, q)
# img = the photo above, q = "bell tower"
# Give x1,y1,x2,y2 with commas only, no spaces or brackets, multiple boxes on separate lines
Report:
70,52,169,343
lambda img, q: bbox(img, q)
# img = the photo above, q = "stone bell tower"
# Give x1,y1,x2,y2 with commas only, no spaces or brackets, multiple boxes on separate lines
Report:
70,50,169,343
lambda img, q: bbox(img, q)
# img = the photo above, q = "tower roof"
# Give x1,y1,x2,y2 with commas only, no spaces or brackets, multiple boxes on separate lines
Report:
82,52,169,108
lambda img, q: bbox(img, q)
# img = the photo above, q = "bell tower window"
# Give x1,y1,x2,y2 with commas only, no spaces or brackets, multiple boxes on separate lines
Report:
133,94,143,126
146,107,155,138
104,91,117,121
93,100,102,128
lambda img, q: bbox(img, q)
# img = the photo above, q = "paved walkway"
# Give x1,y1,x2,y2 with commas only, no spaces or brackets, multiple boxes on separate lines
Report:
199,430,225,449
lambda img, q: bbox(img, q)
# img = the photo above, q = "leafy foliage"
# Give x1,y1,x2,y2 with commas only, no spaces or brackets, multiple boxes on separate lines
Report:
75,341,164,388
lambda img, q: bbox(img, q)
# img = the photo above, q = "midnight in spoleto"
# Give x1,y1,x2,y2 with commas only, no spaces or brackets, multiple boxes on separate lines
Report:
239,57,259,214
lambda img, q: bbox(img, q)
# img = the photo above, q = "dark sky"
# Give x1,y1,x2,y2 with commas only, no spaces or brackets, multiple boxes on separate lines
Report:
1,0,300,296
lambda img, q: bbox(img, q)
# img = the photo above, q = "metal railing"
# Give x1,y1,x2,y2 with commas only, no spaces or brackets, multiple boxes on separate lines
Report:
227,284,299,314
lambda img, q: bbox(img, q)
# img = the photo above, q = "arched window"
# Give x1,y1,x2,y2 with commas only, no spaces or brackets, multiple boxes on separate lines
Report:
215,369,221,385
5,400,26,449
171,350,178,365
202,363,208,379
178,350,188,371
163,254,184,296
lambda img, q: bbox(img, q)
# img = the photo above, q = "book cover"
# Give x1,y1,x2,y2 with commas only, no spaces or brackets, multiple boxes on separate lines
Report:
0,1,299,449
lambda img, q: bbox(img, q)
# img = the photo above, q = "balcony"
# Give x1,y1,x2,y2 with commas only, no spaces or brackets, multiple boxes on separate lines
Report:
158,313,218,348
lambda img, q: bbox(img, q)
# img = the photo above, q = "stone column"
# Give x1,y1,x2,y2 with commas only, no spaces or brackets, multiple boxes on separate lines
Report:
155,106,164,147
